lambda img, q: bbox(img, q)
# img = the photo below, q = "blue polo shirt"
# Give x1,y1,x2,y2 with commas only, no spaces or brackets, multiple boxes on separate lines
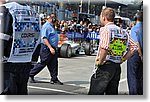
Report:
41,21,58,47
130,22,143,51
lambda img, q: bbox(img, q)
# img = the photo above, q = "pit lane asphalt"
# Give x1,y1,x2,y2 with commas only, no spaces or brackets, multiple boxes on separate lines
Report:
28,54,128,95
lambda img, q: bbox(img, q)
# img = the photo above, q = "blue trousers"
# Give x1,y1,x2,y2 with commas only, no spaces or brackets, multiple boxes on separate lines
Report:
127,52,143,95
30,44,58,81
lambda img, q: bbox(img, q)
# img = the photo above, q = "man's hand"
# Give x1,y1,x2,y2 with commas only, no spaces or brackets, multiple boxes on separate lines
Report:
43,38,55,55
49,47,55,55
120,57,126,64
95,56,105,66
139,55,143,62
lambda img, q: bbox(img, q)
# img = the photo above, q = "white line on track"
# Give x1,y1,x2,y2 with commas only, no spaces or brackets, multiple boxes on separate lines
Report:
28,86,78,95
28,78,127,95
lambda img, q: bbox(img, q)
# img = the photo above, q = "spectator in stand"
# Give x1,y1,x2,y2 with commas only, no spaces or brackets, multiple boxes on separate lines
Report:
76,20,84,33
88,23,93,32
62,22,68,33
60,20,65,30
82,21,88,33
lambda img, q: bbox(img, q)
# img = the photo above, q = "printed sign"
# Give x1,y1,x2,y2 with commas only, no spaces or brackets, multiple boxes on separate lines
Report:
58,31,100,40
5,2,41,63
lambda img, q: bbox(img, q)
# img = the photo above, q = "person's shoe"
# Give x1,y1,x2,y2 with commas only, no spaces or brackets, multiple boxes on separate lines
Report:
29,76,36,83
50,80,63,85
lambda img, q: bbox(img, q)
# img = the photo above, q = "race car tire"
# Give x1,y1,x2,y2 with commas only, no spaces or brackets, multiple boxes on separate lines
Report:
60,44,72,58
85,43,92,55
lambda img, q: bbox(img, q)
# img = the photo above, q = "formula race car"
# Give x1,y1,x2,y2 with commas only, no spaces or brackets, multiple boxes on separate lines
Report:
58,32,94,58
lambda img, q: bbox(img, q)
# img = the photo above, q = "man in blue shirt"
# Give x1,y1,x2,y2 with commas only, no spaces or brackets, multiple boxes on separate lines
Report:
127,11,143,95
29,13,63,85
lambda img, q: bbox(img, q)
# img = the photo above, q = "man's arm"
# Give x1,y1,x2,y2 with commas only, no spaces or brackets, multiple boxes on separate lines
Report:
122,48,135,61
96,48,108,65
41,26,55,55
43,38,55,55
122,35,138,62
96,27,109,65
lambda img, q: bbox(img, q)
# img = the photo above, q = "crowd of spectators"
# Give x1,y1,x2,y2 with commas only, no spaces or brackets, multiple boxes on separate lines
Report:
40,14,135,37
41,17,101,34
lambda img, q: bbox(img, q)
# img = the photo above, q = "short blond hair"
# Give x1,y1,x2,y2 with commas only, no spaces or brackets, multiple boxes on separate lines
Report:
101,7,115,22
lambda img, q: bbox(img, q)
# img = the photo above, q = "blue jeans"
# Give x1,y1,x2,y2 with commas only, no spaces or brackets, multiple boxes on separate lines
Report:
127,52,143,95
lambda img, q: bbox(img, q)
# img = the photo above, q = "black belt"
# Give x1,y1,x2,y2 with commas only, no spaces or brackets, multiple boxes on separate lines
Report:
41,43,57,48
41,43,58,51
104,61,120,65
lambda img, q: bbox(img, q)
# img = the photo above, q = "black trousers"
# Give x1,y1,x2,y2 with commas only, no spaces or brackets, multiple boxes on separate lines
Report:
88,61,121,95
30,44,58,81
2,63,31,95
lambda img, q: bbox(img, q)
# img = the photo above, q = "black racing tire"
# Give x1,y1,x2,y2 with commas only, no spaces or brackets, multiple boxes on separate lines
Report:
60,44,72,58
85,43,93,55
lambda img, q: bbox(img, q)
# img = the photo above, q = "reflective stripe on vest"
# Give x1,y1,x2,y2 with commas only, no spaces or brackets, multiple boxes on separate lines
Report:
0,32,11,41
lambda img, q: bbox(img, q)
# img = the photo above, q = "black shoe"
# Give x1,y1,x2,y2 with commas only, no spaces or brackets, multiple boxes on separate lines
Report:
29,76,36,83
50,80,63,85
